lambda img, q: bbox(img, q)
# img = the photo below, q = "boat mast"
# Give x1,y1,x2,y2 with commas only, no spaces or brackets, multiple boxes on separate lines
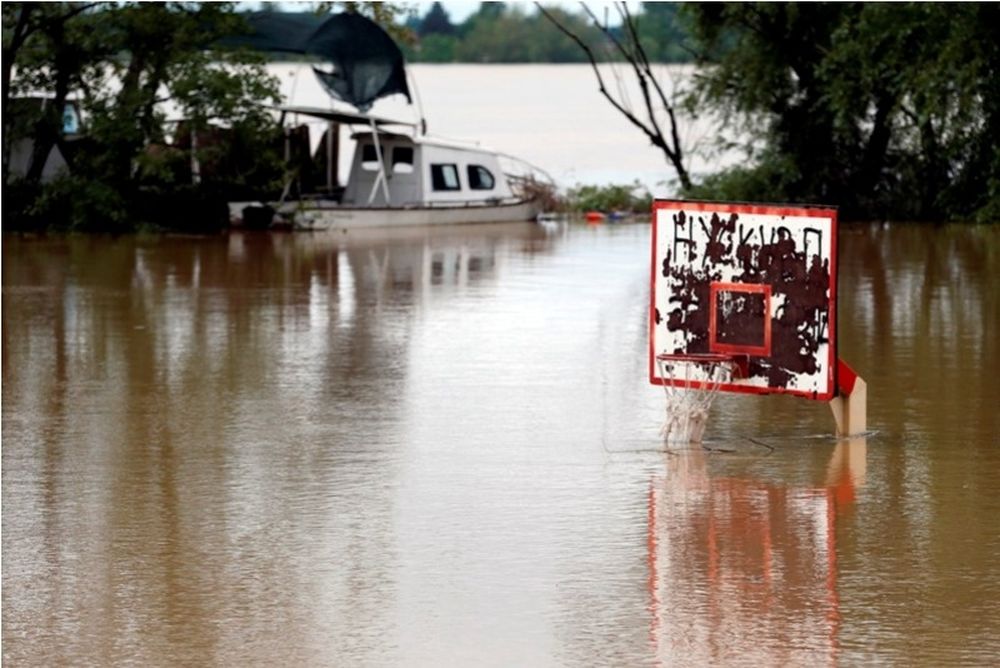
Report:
326,121,339,191
407,68,428,136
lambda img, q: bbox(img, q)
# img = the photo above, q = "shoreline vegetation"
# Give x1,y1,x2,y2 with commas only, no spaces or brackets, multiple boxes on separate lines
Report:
399,2,692,65
4,2,998,233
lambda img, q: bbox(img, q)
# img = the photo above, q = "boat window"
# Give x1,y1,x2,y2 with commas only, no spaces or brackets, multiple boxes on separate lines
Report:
467,165,496,190
361,143,379,171
392,146,414,174
431,163,461,191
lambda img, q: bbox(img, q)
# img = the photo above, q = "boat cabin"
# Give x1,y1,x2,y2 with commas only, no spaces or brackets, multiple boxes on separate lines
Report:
227,104,541,229
342,132,515,208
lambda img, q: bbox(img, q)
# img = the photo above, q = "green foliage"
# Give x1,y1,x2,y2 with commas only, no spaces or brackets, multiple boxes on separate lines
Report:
565,181,652,213
456,5,605,63
635,3,693,63
683,157,799,205
4,1,283,231
415,33,459,63
684,2,1000,222
320,2,416,45
419,2,455,36
403,3,694,64
30,174,130,232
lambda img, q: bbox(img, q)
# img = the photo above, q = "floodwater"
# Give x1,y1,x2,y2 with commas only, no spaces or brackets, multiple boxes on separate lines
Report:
3,221,998,666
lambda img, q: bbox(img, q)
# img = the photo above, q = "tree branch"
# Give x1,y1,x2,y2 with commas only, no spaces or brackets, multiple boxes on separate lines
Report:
580,3,675,163
535,4,662,148
536,2,692,190
618,3,687,179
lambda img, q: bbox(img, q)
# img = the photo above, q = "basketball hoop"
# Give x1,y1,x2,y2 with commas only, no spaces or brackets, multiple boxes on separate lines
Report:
656,353,741,444
650,201,857,438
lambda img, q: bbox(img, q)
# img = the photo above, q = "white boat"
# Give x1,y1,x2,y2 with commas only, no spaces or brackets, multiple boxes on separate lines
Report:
223,13,549,231
228,105,546,232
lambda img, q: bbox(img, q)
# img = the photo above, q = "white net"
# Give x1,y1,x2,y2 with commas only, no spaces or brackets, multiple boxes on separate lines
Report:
656,353,737,444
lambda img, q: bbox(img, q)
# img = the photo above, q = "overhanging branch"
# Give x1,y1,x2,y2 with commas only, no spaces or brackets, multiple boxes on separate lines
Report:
536,2,692,190
536,4,661,148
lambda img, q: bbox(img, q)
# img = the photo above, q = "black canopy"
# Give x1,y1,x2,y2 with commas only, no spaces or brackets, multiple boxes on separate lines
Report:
224,12,411,112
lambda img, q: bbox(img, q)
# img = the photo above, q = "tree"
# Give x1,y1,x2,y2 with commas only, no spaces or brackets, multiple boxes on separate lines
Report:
453,4,601,63
635,2,692,64
472,2,506,24
400,3,698,65
4,2,282,230
2,3,99,185
419,2,454,36
538,2,693,190
410,1,457,62
414,33,458,63
684,3,1000,222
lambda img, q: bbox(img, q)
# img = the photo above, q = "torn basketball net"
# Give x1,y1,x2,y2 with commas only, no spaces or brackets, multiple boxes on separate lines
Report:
656,353,743,444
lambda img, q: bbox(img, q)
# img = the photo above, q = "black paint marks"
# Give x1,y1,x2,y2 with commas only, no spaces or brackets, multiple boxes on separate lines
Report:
661,211,830,389
716,291,767,348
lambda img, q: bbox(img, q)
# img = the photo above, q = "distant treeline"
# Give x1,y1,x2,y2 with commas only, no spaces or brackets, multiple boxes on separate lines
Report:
401,2,693,63
5,2,998,232
403,1,1000,222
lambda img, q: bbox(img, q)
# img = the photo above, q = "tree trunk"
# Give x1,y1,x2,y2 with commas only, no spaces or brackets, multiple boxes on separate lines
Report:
107,51,148,185
25,22,71,186
537,2,692,193
3,5,36,184
854,91,896,207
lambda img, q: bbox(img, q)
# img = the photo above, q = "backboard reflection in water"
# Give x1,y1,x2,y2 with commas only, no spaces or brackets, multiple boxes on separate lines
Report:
646,438,866,665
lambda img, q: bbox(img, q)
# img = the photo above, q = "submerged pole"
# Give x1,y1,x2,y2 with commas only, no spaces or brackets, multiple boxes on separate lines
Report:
830,358,867,437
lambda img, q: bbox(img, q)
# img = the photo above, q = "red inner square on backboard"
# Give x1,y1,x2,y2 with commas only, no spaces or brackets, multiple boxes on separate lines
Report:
709,282,772,357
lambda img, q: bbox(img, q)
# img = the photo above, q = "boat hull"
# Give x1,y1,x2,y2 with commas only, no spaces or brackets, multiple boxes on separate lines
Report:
231,198,542,230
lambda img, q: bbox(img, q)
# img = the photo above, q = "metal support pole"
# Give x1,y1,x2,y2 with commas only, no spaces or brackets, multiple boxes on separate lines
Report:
830,358,868,437
326,121,339,191
366,118,391,206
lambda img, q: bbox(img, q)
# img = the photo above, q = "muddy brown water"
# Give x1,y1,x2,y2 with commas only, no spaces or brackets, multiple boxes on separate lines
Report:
3,222,998,665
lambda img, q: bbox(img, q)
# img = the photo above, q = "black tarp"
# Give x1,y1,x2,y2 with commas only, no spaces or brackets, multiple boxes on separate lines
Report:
223,12,411,112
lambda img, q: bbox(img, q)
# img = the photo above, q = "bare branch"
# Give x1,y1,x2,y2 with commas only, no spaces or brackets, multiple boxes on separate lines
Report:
535,4,662,148
583,2,675,162
618,2,685,171
536,2,692,190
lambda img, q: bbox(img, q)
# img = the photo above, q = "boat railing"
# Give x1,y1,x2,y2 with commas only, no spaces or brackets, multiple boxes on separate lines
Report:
418,196,530,209
295,196,533,210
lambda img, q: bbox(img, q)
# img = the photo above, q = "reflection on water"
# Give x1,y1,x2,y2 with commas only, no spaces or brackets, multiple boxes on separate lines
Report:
649,438,866,666
3,222,999,665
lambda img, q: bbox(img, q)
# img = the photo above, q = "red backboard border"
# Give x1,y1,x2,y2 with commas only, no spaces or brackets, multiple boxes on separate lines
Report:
649,199,839,401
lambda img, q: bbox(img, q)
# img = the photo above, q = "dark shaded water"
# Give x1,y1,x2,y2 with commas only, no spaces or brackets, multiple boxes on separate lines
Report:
3,222,998,666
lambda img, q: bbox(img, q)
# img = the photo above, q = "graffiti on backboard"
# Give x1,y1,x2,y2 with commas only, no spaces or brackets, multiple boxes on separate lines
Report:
652,205,836,396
